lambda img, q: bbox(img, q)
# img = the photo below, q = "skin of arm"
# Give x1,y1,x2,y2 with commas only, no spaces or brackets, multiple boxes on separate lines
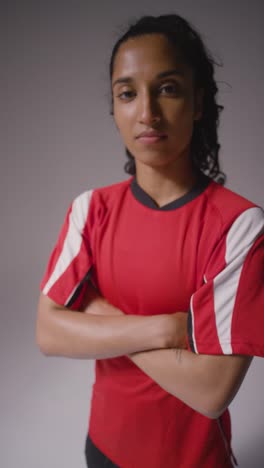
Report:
36,291,186,359
129,348,252,419
83,293,253,419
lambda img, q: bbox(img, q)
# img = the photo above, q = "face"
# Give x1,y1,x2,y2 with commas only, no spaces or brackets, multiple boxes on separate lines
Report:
111,34,203,171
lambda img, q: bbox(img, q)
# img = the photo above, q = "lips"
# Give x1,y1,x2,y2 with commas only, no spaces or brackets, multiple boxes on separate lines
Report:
136,130,167,138
135,130,168,145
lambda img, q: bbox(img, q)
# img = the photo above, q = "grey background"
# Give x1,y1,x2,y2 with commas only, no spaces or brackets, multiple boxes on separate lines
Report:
3,1,264,467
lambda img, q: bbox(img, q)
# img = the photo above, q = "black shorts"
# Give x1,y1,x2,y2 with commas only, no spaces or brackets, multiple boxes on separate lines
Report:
85,434,120,468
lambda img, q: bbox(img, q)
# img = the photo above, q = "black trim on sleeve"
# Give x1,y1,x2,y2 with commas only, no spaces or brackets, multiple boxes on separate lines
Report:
66,268,93,308
85,434,120,468
187,309,195,353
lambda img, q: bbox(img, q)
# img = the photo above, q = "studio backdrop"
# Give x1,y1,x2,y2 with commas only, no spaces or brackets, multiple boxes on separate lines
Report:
3,1,264,467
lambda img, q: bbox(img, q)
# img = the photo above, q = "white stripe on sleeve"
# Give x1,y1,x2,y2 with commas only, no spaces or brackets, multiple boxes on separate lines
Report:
42,190,93,296
213,207,264,354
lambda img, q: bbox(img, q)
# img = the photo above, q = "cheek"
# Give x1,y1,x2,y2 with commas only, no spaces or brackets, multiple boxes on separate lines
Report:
169,101,195,132
114,106,134,136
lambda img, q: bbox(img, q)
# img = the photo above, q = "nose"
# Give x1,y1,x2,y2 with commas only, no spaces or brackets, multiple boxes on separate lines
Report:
137,90,161,126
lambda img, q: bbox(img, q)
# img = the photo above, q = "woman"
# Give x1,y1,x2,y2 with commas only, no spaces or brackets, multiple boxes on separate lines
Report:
36,14,264,468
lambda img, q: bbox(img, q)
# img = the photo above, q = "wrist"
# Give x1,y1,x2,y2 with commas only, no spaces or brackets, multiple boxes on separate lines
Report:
157,314,174,348
159,313,188,350
145,314,172,350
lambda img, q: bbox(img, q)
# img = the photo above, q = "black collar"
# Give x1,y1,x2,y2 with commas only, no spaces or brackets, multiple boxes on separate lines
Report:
130,173,211,211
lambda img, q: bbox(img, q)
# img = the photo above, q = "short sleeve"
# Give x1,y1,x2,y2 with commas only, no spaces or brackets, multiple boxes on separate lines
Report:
40,190,94,310
188,206,264,357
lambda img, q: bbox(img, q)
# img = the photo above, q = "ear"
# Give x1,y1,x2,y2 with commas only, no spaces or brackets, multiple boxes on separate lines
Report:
193,88,204,121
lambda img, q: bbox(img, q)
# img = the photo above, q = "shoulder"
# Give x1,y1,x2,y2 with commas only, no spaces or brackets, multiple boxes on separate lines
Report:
74,178,132,204
199,182,264,284
94,177,133,202
69,178,133,224
204,180,264,231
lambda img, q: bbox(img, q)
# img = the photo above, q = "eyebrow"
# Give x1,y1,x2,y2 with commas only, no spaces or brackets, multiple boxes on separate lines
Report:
112,68,185,88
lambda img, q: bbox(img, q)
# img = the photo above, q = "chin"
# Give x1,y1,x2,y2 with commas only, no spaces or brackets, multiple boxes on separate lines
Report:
133,149,184,168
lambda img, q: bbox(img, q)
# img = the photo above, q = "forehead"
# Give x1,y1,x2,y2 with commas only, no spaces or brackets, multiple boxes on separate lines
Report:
112,34,192,82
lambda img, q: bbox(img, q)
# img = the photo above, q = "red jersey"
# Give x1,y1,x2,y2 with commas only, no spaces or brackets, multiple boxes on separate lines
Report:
40,175,264,468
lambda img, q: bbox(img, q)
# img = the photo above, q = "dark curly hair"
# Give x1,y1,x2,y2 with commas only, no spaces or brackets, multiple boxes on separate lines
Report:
109,14,226,184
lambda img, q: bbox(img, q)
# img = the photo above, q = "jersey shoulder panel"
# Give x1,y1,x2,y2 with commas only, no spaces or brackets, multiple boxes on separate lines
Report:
204,181,261,227
74,178,133,226
93,178,132,198
74,178,132,202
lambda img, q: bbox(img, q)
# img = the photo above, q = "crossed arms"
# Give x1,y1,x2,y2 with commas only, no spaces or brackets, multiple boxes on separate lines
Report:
36,288,252,419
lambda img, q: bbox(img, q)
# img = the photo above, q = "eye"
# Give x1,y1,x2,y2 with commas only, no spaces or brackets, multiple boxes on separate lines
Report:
116,90,136,101
159,83,180,95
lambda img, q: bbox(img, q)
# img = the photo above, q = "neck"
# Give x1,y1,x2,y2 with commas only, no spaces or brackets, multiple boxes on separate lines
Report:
135,157,198,208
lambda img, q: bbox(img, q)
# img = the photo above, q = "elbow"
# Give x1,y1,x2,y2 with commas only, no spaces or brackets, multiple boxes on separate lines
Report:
198,394,229,420
170,389,228,419
187,387,229,419
36,321,54,356
201,406,226,420
36,337,52,357
184,354,253,420
36,295,59,356
36,334,51,356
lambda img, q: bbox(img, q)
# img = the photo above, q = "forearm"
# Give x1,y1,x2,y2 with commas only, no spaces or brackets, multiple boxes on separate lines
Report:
36,293,166,359
129,348,252,418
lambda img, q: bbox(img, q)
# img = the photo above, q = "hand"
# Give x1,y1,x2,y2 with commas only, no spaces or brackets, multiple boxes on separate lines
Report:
81,285,188,349
79,282,101,312
163,312,188,350
81,282,124,316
